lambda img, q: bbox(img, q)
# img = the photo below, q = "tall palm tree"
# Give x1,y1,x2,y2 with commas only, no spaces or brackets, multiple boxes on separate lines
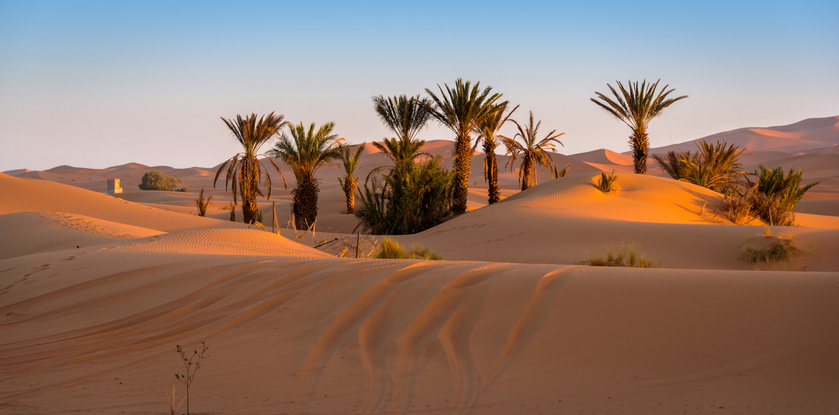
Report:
337,144,364,214
268,122,345,230
591,79,687,174
372,94,431,142
214,112,287,224
474,101,517,204
424,78,502,214
501,111,564,191
371,94,432,173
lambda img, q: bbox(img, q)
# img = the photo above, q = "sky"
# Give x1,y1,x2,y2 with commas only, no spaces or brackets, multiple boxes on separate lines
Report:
1,0,838,171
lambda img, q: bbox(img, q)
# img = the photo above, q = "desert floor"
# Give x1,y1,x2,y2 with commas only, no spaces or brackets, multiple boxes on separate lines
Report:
1,116,838,414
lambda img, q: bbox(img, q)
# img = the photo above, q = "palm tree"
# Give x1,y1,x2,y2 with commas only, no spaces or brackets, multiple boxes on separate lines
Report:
424,79,502,214
591,79,687,174
268,122,345,230
371,94,432,173
372,95,431,142
337,144,364,214
474,102,518,204
501,111,564,191
214,112,287,224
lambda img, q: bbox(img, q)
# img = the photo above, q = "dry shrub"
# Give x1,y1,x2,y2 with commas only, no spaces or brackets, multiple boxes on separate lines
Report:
740,229,799,263
194,188,212,217
597,170,617,193
721,188,757,225
375,238,441,260
584,244,660,268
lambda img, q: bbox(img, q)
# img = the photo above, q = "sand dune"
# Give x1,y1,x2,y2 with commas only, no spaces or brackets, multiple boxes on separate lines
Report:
397,173,839,271
572,148,635,166
0,173,248,233
1,233,837,414
651,115,839,154
2,118,839,414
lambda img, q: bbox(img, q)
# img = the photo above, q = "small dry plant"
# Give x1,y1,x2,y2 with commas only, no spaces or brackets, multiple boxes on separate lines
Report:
721,192,757,224
228,201,236,222
169,384,184,415
740,228,799,264
597,170,617,193
175,341,209,415
552,163,570,179
584,244,659,268
321,234,380,258
375,238,441,260
194,189,212,217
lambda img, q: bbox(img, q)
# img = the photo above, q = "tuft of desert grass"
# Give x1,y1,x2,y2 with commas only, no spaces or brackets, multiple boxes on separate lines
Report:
194,188,212,217
375,238,441,260
740,228,799,263
597,170,617,193
584,244,660,268
552,163,570,179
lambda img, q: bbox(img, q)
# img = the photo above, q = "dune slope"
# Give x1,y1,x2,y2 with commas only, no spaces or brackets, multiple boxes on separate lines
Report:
1,243,838,414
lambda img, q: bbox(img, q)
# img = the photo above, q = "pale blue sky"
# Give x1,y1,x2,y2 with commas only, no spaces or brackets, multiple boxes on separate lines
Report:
1,0,837,170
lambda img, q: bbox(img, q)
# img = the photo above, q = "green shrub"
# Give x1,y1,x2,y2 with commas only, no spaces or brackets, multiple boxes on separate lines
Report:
355,156,453,235
175,186,192,192
748,165,819,226
653,150,695,181
597,170,617,193
374,238,441,260
654,140,744,193
138,170,183,191
584,244,659,268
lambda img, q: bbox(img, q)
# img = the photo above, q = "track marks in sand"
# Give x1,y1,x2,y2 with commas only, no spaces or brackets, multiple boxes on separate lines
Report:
0,258,385,392
293,262,580,415
292,261,466,413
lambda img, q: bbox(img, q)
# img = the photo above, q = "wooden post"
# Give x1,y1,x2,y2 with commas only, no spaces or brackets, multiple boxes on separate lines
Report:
356,233,360,258
272,201,278,234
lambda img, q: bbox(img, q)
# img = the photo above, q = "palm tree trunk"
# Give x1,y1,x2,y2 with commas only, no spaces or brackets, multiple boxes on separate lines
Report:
451,133,472,214
521,156,533,191
292,175,319,230
484,140,500,204
630,130,649,174
344,176,357,213
240,156,259,224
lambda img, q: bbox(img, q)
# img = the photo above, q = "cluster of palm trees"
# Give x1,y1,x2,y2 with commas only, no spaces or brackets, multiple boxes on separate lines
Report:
214,113,344,229
213,78,697,233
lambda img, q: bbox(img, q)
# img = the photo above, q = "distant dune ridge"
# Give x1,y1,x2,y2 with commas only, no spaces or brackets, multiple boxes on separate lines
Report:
1,116,839,414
